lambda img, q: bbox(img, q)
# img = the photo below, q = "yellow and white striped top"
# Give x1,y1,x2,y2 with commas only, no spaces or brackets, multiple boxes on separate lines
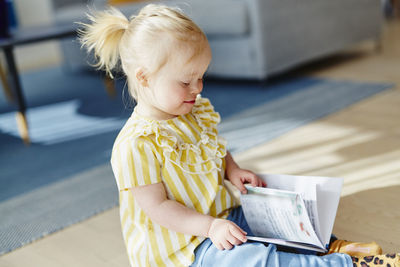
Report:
110,96,237,267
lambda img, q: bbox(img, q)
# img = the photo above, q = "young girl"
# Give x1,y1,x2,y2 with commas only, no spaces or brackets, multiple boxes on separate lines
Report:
79,4,399,267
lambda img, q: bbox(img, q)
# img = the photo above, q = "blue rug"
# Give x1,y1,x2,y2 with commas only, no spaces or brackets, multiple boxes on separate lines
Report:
0,66,393,255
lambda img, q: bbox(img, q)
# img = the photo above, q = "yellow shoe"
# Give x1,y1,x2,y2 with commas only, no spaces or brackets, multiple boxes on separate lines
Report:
328,240,382,257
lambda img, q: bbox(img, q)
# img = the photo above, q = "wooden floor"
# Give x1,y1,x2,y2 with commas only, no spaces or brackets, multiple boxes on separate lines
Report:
1,19,399,267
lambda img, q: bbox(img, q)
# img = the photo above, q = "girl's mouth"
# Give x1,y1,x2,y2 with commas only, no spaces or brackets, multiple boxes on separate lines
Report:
184,100,196,104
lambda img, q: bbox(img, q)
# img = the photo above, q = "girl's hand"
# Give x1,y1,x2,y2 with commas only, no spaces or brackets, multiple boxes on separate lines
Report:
227,168,267,194
207,219,247,250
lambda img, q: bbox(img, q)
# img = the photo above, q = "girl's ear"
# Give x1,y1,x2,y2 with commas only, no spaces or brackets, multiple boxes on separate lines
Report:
135,68,149,87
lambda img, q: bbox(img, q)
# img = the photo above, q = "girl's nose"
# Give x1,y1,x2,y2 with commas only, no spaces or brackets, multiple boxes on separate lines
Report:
191,81,203,94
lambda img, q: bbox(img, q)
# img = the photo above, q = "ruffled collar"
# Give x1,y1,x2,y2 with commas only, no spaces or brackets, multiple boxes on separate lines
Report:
129,97,227,175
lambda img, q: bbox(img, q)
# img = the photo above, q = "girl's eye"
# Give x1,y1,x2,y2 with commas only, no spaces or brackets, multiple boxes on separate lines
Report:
181,78,203,87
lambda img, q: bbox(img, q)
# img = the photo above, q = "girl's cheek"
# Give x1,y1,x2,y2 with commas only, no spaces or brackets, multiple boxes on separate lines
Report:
176,87,188,99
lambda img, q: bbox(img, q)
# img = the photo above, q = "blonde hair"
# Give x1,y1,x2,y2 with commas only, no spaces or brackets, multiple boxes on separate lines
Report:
78,4,209,100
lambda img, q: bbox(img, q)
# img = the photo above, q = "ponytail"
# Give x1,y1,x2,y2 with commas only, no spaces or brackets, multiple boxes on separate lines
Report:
78,7,129,77
78,4,209,101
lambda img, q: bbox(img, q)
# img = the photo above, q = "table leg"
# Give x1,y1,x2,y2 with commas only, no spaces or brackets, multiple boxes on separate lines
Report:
4,46,30,145
0,62,14,102
103,75,116,98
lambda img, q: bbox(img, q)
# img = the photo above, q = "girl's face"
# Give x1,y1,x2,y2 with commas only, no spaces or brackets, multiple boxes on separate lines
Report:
137,44,212,120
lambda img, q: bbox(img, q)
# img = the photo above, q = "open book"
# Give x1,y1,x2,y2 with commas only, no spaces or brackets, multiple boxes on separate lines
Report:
240,174,343,253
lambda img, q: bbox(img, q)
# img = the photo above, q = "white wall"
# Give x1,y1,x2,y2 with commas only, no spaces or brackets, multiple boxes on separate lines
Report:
12,0,63,72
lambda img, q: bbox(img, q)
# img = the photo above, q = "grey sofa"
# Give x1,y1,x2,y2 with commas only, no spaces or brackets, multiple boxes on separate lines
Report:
54,0,383,80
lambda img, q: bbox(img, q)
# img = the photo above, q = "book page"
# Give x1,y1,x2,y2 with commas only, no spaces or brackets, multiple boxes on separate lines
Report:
241,186,324,248
257,174,343,247
258,174,322,241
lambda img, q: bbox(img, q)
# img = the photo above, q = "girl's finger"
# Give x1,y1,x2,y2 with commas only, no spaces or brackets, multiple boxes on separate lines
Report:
233,180,247,194
255,176,266,187
230,221,247,235
250,175,258,187
226,232,243,246
229,224,247,242
221,239,233,250
215,242,223,251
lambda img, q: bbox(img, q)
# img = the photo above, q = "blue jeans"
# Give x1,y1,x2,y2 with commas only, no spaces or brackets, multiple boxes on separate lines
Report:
191,207,352,267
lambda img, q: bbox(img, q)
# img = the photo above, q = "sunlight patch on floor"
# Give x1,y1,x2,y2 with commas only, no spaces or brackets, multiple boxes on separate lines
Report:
0,100,125,145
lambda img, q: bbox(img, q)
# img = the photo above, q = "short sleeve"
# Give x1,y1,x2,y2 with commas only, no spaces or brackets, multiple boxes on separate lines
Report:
111,137,162,191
